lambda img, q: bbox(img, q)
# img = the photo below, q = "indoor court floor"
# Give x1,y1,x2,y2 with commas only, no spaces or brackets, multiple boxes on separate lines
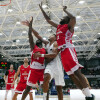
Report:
0,89,100,100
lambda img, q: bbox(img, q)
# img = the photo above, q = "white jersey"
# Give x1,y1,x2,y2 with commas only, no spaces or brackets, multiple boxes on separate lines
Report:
46,42,64,74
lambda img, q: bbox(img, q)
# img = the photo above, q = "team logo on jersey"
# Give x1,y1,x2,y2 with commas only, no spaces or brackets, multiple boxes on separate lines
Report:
10,75,14,78
22,71,28,75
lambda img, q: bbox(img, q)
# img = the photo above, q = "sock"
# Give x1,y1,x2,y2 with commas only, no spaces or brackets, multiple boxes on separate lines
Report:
82,87,92,97
11,89,14,98
5,90,9,100
43,92,47,100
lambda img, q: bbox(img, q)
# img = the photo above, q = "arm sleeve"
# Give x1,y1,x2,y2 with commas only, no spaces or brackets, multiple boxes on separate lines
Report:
5,70,9,76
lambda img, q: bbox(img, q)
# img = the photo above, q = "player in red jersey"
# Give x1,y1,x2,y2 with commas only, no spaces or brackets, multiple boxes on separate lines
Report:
4,64,15,100
39,3,95,100
22,20,65,100
12,57,33,100
21,17,46,100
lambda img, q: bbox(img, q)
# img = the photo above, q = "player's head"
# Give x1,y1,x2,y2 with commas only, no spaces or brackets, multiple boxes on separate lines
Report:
36,39,42,47
10,64,13,71
60,16,70,25
48,34,56,42
24,57,29,63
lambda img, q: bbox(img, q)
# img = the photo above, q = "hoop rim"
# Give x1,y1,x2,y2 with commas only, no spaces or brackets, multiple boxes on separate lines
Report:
0,0,11,6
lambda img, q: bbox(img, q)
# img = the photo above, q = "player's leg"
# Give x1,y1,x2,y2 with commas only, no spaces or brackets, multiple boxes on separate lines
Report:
69,74,83,89
5,90,9,100
74,69,88,88
5,84,11,100
43,73,51,93
42,68,52,100
69,70,95,100
11,89,15,99
29,92,33,100
72,69,95,100
82,74,91,89
12,92,18,100
21,85,32,100
46,81,53,100
46,90,49,100
74,69,94,98
56,86,63,100
61,48,95,100
54,74,64,100
42,73,51,100
21,69,37,100
69,72,91,89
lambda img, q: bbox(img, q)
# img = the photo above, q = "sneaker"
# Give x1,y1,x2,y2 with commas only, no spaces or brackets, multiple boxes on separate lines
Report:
85,94,95,100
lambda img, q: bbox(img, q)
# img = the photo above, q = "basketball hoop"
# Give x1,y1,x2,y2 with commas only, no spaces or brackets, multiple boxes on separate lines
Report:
0,0,11,6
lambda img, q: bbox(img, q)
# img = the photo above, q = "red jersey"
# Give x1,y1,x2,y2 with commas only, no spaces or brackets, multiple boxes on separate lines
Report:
31,45,46,69
7,70,15,84
56,24,74,50
19,65,30,83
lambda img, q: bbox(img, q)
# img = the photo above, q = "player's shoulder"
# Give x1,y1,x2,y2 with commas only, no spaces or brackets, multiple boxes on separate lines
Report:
13,70,15,72
28,65,30,68
18,65,22,70
8,70,11,73
34,45,38,49
42,47,46,50
20,65,23,67
53,41,58,49
54,41,58,46
13,70,15,74
32,45,38,51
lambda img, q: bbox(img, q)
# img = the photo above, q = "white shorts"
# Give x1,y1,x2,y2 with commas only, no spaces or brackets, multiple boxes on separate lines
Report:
45,65,65,86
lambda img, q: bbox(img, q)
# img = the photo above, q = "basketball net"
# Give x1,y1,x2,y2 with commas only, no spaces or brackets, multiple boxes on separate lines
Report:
0,0,11,6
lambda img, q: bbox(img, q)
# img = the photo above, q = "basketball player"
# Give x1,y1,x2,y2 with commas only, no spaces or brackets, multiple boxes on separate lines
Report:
22,20,65,100
39,3,95,100
4,64,15,100
12,57,33,100
21,17,46,100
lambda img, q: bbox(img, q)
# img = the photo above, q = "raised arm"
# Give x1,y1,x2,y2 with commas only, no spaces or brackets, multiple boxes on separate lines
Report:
39,3,58,28
22,21,49,45
28,17,35,51
63,6,76,28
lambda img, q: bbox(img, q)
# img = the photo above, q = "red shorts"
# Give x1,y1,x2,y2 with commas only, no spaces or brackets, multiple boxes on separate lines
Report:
15,81,32,94
6,84,14,90
61,48,83,75
27,69,44,87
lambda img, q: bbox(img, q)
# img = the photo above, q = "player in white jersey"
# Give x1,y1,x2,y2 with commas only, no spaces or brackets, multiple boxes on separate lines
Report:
45,42,65,87
22,19,65,100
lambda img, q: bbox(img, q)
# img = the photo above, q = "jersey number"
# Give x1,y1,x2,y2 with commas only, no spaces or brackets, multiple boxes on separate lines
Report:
57,35,59,40
24,76,27,80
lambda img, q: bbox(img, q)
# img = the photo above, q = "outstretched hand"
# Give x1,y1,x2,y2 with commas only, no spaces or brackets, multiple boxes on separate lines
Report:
21,17,33,27
39,2,43,9
29,16,33,25
21,20,29,27
63,6,67,11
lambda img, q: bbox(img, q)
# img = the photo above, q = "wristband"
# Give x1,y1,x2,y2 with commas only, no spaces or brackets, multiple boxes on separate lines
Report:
41,54,44,57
